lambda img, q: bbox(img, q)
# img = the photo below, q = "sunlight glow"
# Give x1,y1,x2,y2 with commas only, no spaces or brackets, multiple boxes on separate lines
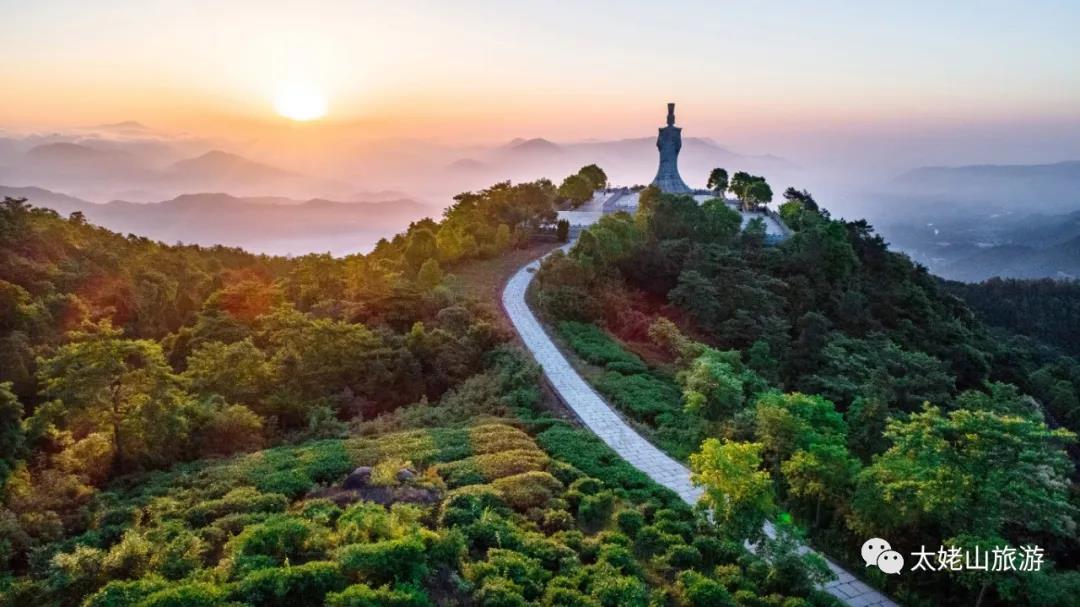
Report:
274,85,328,121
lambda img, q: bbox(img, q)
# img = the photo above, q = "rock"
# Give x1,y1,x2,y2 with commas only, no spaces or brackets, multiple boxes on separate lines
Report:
396,468,416,482
342,466,372,490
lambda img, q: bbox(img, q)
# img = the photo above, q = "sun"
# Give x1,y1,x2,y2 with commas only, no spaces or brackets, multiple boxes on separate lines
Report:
274,85,327,121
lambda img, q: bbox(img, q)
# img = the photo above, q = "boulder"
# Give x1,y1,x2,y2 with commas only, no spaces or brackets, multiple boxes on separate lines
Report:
342,466,372,490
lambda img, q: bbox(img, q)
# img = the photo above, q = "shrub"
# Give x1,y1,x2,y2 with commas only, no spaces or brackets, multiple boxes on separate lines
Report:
336,534,427,585
577,491,615,528
466,549,547,601
492,471,563,511
84,577,169,607
439,485,509,527
474,576,528,607
325,583,433,607
597,544,638,575
634,526,679,558
614,510,645,537
543,586,600,607
233,561,347,607
542,509,574,533
662,544,702,569
196,404,264,457
588,568,649,607
225,515,329,565
336,502,394,544
370,457,412,486
294,499,343,526
568,478,602,495
677,570,735,607
184,488,288,527
692,536,740,568
433,459,485,488
137,582,229,607
557,322,644,370
469,424,537,454
520,533,579,572
606,360,648,375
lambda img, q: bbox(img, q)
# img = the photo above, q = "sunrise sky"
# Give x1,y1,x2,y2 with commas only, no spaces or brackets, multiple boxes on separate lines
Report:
3,0,1078,147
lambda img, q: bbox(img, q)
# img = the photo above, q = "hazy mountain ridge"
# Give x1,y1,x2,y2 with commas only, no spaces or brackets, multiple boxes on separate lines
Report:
889,160,1080,212
0,186,431,255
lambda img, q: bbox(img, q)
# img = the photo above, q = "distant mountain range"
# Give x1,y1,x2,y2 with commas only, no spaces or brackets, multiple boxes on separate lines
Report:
890,160,1080,212
0,130,356,200
0,186,431,256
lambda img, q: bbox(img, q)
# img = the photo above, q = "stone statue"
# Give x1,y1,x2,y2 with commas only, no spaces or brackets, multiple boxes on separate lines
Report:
651,103,692,193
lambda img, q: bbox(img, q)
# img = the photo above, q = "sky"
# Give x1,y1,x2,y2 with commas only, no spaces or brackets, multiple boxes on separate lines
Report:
2,0,1079,164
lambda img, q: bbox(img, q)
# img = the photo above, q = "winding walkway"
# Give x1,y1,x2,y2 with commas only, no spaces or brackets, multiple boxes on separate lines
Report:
501,244,897,607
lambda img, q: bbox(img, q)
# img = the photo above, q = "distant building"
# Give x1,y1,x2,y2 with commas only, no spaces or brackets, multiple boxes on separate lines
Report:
557,102,790,243
651,103,692,193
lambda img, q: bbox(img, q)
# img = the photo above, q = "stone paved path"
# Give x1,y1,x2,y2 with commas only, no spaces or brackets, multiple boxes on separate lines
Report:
502,245,898,607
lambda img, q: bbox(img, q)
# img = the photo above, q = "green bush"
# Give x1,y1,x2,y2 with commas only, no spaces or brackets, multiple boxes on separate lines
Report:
597,544,638,575
84,577,168,607
325,583,433,607
225,515,329,566
662,544,702,569
633,526,680,558
614,510,645,537
184,488,288,527
677,570,735,607
466,548,548,601
542,586,601,607
336,534,427,585
557,322,644,370
233,561,346,607
474,576,529,607
492,471,563,511
577,491,615,528
439,485,510,527
136,582,229,607
588,567,649,607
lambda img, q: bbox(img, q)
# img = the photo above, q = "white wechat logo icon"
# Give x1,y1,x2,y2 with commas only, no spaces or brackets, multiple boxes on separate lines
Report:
862,538,904,575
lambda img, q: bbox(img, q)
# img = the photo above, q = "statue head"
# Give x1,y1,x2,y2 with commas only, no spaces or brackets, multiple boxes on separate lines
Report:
666,103,675,126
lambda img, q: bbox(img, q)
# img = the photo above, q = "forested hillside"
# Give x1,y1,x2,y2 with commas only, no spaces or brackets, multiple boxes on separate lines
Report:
0,169,847,606
533,185,1080,606
0,179,561,579
945,277,1080,358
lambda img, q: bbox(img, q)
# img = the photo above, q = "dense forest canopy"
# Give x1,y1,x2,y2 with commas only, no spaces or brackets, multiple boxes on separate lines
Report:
533,182,1080,606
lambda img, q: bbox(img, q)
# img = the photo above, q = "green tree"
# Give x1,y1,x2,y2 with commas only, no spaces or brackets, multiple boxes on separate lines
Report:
555,219,570,243
699,198,741,244
753,391,847,475
417,258,444,290
0,381,25,485
744,179,773,210
690,439,774,542
577,164,608,190
37,323,190,473
781,442,859,526
706,168,729,196
558,174,593,208
405,229,438,271
850,405,1077,540
182,338,274,409
679,349,761,421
